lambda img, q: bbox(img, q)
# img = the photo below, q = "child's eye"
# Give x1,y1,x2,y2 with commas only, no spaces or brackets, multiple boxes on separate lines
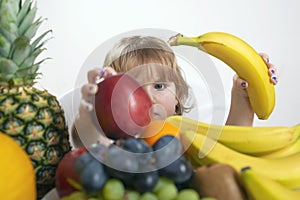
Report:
154,83,166,90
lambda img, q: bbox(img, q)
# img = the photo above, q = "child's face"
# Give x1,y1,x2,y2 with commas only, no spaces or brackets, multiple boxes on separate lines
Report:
142,81,178,120
130,65,178,120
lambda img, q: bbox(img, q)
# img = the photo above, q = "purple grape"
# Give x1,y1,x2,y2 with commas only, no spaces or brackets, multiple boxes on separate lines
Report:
79,158,108,193
104,144,139,186
133,171,159,193
88,142,109,162
119,138,155,167
74,152,94,174
120,138,152,153
153,135,183,169
159,156,193,184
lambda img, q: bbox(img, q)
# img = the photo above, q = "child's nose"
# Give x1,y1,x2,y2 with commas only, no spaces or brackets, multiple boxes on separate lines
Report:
143,86,156,103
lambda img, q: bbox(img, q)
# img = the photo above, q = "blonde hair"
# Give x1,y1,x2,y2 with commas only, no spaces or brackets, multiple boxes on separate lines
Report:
103,36,190,115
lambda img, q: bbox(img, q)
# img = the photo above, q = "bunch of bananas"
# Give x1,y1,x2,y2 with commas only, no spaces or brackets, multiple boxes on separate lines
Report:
167,116,300,200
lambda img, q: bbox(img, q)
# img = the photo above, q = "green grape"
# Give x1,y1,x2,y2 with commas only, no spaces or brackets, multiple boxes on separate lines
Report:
176,189,200,200
123,190,140,200
96,193,104,200
60,191,87,200
156,183,178,200
200,198,217,200
153,177,173,194
139,192,158,200
102,178,125,200
87,197,99,200
96,190,105,200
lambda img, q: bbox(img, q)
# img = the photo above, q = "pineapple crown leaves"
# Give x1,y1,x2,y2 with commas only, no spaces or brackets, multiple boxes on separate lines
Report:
0,0,52,87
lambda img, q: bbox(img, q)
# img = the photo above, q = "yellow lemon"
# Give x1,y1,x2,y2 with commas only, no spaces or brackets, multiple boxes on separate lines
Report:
0,133,36,200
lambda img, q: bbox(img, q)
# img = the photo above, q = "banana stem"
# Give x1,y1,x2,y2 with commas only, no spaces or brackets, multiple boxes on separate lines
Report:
168,33,201,48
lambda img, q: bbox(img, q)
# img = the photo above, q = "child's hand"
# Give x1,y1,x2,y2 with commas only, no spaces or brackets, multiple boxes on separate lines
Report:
72,67,117,148
81,67,118,110
226,53,278,126
233,53,278,95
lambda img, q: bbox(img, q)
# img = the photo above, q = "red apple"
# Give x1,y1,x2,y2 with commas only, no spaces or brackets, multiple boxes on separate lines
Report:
55,147,87,197
94,73,152,140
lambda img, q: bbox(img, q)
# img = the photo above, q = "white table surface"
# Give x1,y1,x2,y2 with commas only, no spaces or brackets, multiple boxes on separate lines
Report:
42,188,59,200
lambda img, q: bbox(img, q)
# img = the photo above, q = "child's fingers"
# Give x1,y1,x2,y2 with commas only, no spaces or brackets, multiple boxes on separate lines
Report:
266,62,276,70
88,68,102,83
87,67,118,84
259,53,278,85
79,99,93,115
102,66,118,77
81,83,98,103
259,52,270,64
270,72,278,85
233,74,248,90
264,63,278,85
267,63,278,85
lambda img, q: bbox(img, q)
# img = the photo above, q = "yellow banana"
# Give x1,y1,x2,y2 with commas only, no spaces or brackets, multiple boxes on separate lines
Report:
168,32,275,120
260,136,300,159
180,130,300,189
240,167,300,200
167,116,300,155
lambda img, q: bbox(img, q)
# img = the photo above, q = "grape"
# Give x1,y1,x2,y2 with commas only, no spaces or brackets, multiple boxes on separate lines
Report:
119,137,155,167
102,178,125,200
104,145,139,185
153,177,174,194
156,183,178,200
87,197,100,200
79,158,108,194
74,152,94,174
120,138,152,153
88,142,109,161
199,198,217,200
60,191,87,200
176,189,200,200
175,179,191,191
139,192,158,200
152,135,182,152
96,193,104,200
153,135,183,168
133,171,159,193
124,190,140,200
159,156,193,184
105,144,139,173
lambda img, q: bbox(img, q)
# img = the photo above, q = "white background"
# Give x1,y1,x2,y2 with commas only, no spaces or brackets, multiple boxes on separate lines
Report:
35,0,300,127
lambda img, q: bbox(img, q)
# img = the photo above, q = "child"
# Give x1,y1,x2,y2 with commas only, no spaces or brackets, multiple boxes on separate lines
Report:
71,35,277,148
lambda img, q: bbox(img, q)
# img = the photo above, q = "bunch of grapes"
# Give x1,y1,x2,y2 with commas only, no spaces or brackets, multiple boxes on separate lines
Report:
62,177,205,200
60,135,215,200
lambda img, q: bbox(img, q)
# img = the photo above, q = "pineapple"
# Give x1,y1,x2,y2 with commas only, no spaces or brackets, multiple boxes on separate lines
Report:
0,0,71,198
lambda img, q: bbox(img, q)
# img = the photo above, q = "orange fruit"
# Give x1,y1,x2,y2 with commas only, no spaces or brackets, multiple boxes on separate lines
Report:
0,133,36,200
140,120,180,146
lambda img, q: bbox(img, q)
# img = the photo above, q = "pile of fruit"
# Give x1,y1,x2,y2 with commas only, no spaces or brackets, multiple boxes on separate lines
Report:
56,131,216,200
2,1,300,200
56,114,300,200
